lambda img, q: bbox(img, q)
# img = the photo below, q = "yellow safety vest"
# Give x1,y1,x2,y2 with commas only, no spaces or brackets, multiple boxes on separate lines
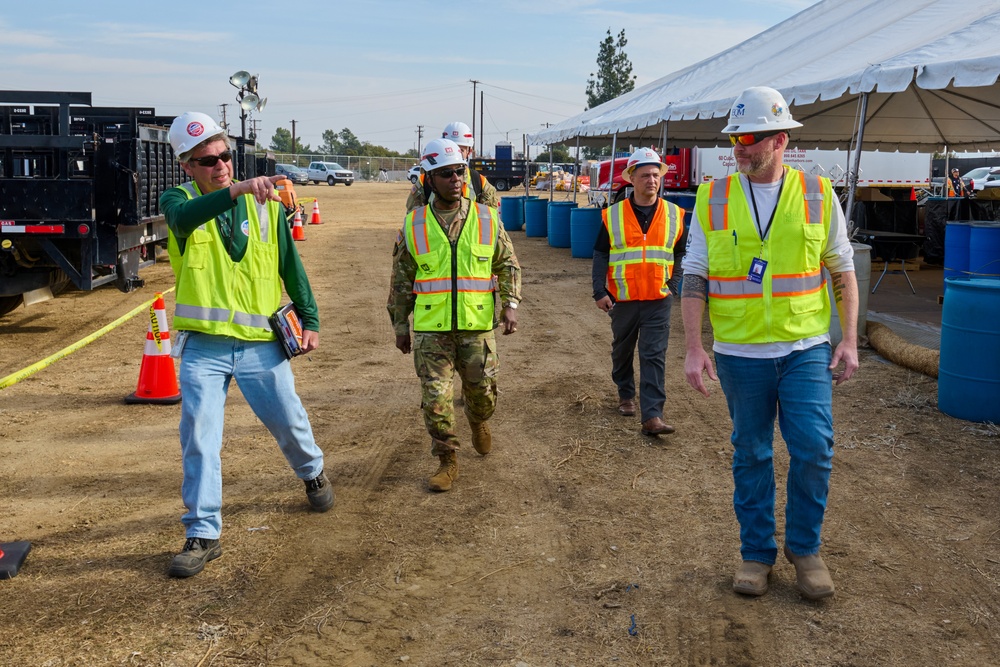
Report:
167,182,281,340
603,198,684,301
694,168,833,343
403,202,498,332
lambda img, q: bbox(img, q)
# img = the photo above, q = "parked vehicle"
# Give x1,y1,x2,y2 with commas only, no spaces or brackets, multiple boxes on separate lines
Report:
0,91,183,317
407,165,421,184
468,157,535,191
276,163,309,184
960,166,1000,191
307,161,354,186
588,147,931,207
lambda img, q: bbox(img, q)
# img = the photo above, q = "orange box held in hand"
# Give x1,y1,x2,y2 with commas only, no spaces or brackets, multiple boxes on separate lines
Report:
275,177,298,213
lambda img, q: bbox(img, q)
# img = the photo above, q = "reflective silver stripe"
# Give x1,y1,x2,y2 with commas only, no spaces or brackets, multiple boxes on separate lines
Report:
179,182,198,198
644,249,673,261
457,278,494,292
708,180,728,231
771,273,824,296
232,311,272,329
411,207,430,255
257,201,269,242
413,278,451,294
176,304,270,329
708,278,763,297
666,203,680,246
476,203,492,244
608,203,625,248
613,262,628,299
609,249,644,262
803,174,824,224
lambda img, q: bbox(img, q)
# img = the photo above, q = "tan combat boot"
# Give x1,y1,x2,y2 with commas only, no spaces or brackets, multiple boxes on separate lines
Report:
428,452,458,492
469,420,492,455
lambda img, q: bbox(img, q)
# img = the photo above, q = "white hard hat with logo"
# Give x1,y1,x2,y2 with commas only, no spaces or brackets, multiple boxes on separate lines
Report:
169,112,226,158
722,87,803,134
421,138,466,172
622,147,668,183
442,121,475,148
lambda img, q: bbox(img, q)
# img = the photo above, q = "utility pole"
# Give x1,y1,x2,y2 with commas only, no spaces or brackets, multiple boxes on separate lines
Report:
480,90,485,157
469,79,480,140
290,119,297,157
416,125,424,159
219,104,230,132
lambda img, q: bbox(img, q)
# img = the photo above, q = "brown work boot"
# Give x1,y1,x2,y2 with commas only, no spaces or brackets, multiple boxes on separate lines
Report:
617,398,636,416
784,545,835,600
428,452,458,492
641,416,675,436
733,560,772,596
469,420,492,455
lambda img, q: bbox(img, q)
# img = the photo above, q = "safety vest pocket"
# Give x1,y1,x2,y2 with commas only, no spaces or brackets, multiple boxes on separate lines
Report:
801,224,826,270
706,229,741,272
709,298,747,320
182,228,214,270
414,292,450,331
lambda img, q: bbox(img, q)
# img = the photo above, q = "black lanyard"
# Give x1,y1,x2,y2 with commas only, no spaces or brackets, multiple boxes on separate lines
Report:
746,173,785,242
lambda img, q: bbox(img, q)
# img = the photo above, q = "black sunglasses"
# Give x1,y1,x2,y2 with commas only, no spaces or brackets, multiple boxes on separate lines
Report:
432,166,467,179
189,150,233,167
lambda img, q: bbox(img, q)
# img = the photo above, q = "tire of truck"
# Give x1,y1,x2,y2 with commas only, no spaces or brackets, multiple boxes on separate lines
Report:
410,175,419,185
0,295,22,318
0,269,70,318
345,181,352,186
327,176,336,186
612,186,633,205
494,179,509,192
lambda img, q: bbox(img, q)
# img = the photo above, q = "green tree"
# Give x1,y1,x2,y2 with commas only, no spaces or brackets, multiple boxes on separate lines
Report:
269,127,310,154
585,29,637,110
535,145,572,163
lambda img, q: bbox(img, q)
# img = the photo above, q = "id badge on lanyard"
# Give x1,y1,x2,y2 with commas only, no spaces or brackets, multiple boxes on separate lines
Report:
747,256,767,283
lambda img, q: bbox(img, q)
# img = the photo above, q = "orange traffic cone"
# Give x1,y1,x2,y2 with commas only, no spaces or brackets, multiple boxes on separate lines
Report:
309,200,323,225
125,293,181,405
292,207,306,241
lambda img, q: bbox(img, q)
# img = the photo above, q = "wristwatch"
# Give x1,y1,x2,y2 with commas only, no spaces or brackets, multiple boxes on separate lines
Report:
503,301,518,310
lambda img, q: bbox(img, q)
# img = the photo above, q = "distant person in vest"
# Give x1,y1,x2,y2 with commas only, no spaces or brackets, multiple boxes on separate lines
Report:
592,147,685,437
948,168,970,197
681,87,859,600
160,112,333,578
388,138,521,492
405,121,499,212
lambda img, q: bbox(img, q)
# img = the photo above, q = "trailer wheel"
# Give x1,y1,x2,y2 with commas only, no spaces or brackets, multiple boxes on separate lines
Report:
0,295,22,318
495,179,509,192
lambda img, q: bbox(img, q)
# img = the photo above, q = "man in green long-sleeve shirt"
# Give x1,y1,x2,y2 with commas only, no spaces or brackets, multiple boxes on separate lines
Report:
159,111,333,579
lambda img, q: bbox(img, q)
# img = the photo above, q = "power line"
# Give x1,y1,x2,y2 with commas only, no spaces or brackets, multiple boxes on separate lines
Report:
479,81,581,107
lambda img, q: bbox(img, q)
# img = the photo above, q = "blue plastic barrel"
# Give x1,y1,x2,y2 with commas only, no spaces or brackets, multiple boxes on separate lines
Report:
547,202,577,248
969,222,1000,279
524,198,549,238
938,277,1000,422
944,221,972,291
500,196,525,232
570,208,604,259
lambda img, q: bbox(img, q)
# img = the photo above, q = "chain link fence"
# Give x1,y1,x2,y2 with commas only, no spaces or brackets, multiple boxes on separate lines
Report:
271,154,418,182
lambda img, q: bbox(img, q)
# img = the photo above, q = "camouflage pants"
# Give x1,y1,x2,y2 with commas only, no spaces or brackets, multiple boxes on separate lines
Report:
413,330,499,455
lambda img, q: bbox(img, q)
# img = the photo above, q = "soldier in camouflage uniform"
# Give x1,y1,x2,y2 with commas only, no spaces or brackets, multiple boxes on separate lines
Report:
388,137,521,492
405,121,500,213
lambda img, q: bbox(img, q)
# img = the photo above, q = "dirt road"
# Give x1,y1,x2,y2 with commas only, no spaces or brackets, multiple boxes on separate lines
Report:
2,181,999,666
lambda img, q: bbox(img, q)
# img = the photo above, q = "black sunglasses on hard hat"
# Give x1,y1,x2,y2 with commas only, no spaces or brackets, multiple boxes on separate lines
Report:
189,150,233,167
729,131,783,147
432,166,467,179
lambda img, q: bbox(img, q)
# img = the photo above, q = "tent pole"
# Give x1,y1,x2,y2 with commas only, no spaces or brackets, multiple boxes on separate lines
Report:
574,135,581,200
844,92,869,238
609,132,618,207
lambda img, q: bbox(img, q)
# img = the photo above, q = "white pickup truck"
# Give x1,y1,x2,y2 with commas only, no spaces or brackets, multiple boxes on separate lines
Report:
306,161,354,186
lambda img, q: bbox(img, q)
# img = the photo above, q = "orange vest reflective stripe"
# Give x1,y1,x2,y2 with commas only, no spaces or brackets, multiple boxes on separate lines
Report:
603,198,684,301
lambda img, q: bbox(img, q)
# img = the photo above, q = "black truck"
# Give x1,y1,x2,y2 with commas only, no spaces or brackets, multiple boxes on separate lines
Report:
0,91,274,317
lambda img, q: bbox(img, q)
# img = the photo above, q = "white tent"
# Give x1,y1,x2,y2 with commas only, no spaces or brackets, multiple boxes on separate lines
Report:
529,0,1000,152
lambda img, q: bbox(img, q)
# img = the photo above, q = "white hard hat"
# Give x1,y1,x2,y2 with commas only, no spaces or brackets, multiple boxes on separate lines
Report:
169,112,226,158
442,121,475,148
622,147,668,183
722,86,803,134
421,138,466,172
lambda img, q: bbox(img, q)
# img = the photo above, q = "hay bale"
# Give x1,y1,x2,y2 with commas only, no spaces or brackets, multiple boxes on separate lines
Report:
867,321,939,378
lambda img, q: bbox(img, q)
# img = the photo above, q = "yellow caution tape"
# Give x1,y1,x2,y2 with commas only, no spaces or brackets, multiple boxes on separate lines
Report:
0,287,175,390
150,294,163,351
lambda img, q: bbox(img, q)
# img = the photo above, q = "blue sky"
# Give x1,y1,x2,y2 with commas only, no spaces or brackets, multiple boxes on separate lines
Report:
1,0,817,156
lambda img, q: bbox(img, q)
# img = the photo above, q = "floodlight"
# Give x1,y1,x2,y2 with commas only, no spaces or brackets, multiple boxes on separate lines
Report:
230,70,251,87
257,97,268,112
240,93,260,111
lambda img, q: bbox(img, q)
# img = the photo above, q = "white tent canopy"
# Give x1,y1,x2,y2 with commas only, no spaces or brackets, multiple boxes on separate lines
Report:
529,0,1000,151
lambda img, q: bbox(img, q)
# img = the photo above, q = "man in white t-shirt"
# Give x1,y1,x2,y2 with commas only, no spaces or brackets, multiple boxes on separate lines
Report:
681,86,859,601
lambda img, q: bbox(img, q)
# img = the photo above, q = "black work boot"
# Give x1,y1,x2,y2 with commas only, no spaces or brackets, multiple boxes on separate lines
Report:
305,471,335,512
168,537,221,578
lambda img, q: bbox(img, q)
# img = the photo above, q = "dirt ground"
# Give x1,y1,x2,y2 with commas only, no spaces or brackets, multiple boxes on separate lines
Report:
2,181,999,666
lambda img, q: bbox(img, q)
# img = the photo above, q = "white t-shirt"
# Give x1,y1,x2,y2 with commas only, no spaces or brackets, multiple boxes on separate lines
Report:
681,171,855,359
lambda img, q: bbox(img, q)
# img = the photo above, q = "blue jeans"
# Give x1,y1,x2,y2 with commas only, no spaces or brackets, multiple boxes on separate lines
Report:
178,332,324,539
715,344,834,564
